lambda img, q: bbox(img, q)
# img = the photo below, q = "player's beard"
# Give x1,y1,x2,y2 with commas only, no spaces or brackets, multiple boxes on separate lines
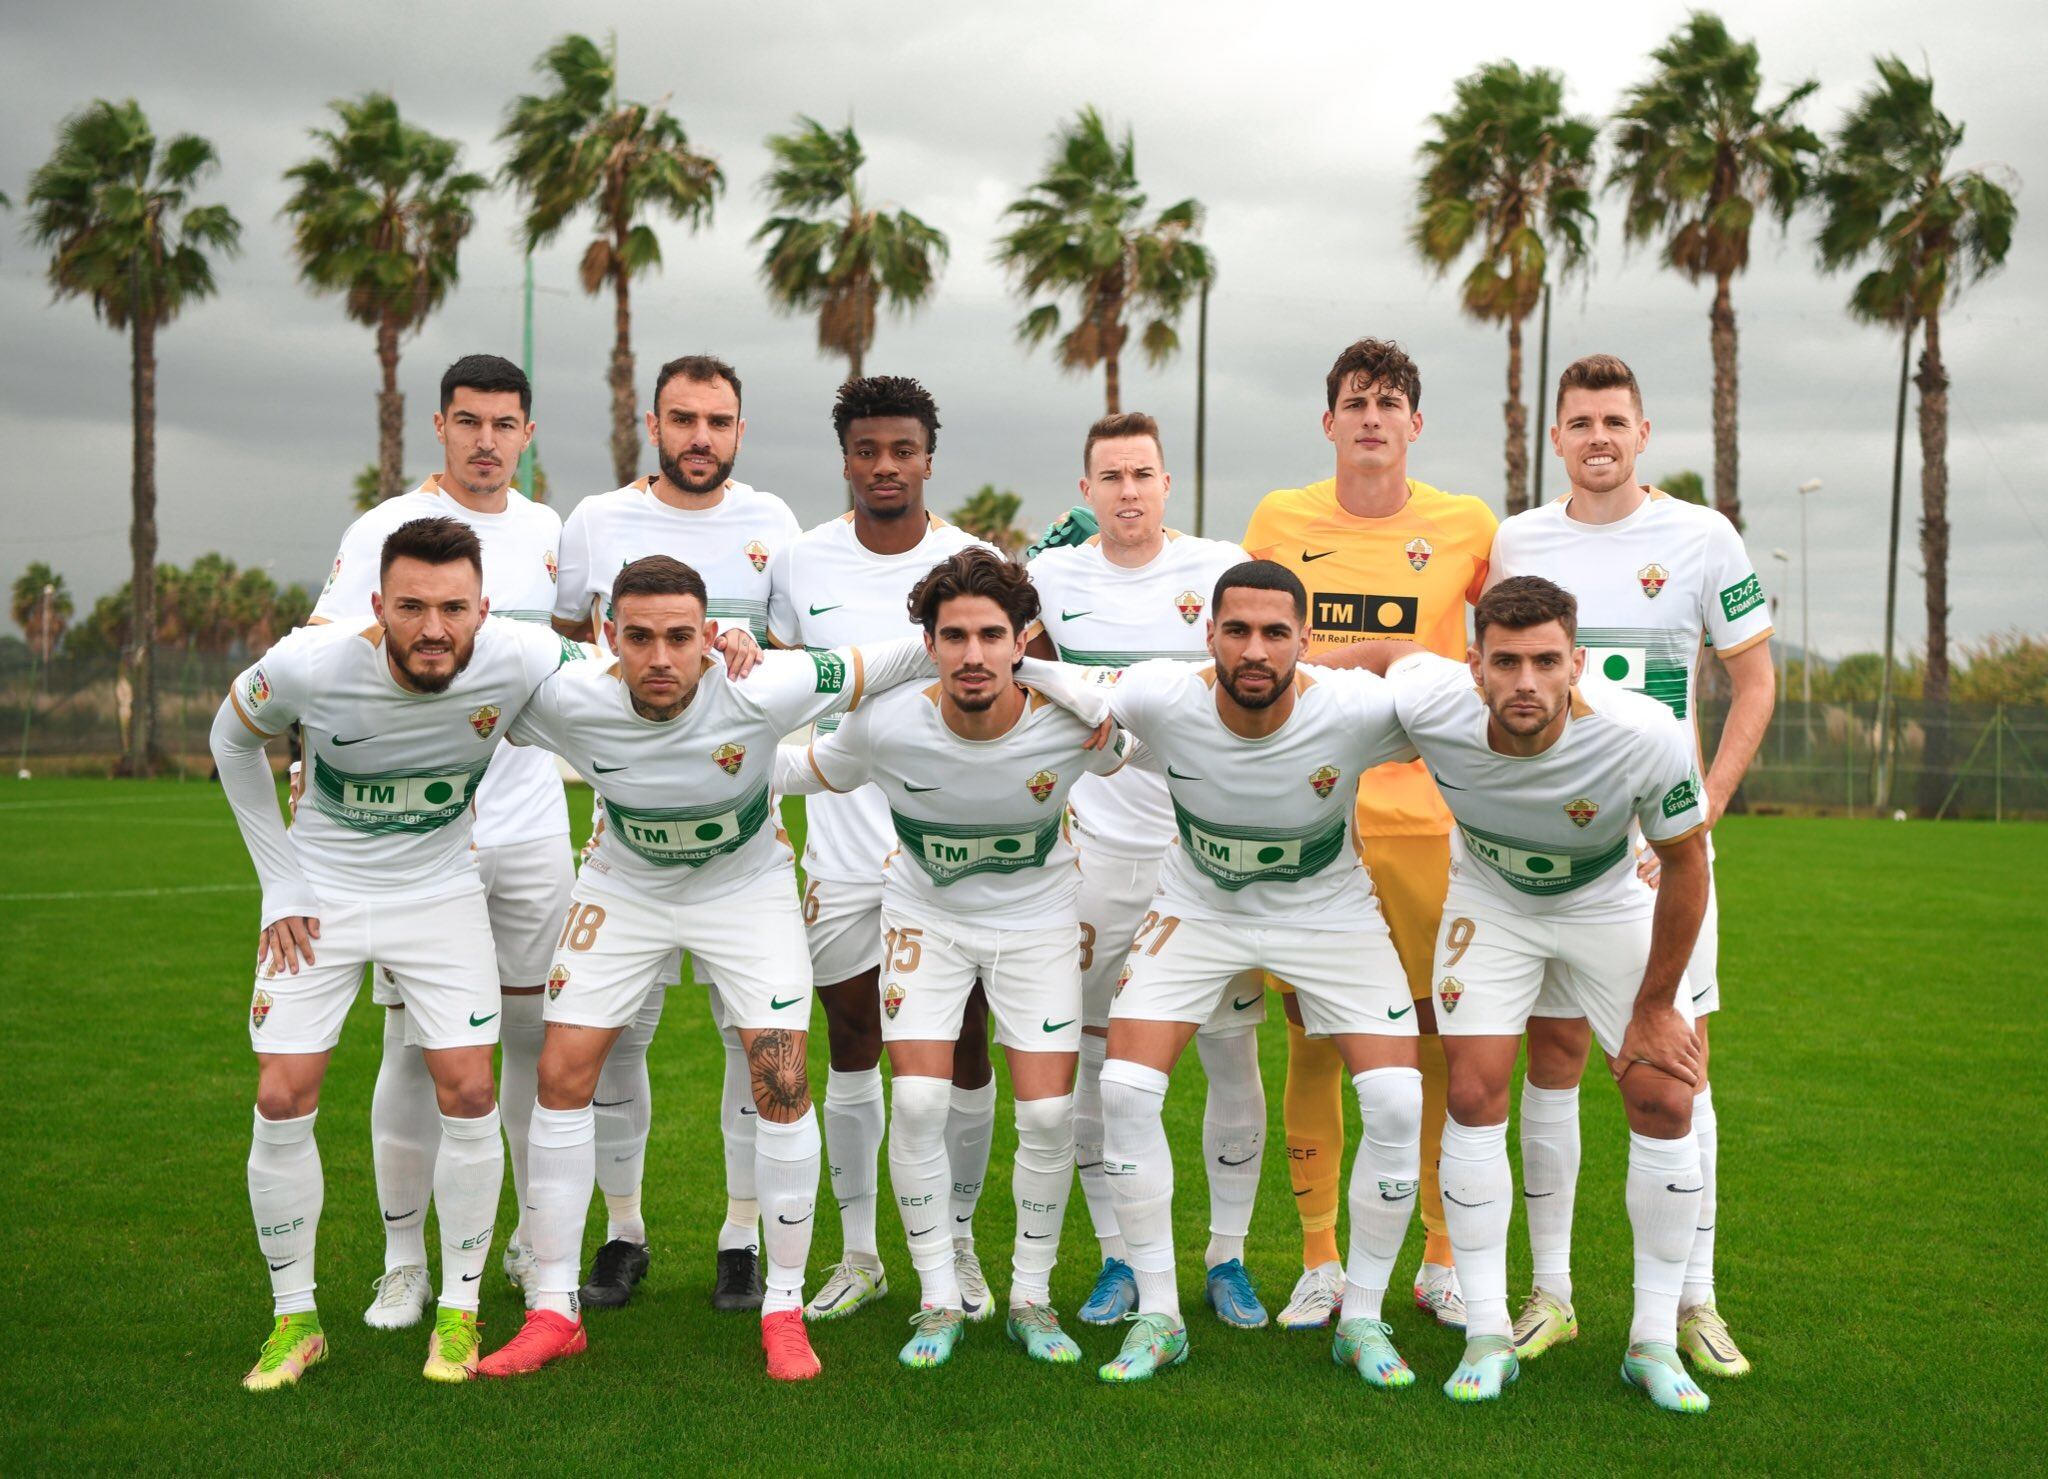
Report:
452,459,512,499
1218,657,1292,710
391,630,477,694
944,667,1001,712
659,445,734,496
1488,688,1566,738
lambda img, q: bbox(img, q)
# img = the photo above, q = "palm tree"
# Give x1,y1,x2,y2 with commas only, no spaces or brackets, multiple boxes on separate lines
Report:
500,34,724,486
754,117,948,383
11,563,74,658
951,486,1029,555
1413,62,1598,515
1609,14,1821,532
24,100,240,775
995,108,1213,414
1817,56,2018,813
1660,469,1709,507
283,93,487,503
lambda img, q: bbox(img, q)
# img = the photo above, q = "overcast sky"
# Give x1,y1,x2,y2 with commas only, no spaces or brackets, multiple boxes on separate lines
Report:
2,0,2041,659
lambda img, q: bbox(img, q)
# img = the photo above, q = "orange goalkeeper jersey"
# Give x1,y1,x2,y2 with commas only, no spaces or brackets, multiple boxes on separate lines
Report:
1244,477,1496,837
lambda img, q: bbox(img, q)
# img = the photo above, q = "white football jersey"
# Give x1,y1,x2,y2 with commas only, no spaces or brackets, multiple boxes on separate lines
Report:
1105,660,1415,926
1028,531,1249,857
765,511,990,882
802,680,1127,929
1489,489,1774,750
1388,653,1708,918
311,476,569,849
510,641,929,904
554,478,801,652
229,617,579,901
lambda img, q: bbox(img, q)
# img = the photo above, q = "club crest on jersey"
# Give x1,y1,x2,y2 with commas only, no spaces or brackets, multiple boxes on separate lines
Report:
1027,769,1058,804
547,965,569,1002
1114,964,1131,998
246,668,271,707
883,982,905,1019
745,540,769,573
1405,537,1433,572
1564,796,1599,828
544,549,558,583
1638,563,1670,599
320,555,342,596
713,742,746,776
1309,764,1342,800
1437,977,1463,1015
469,704,502,740
251,990,273,1030
1175,590,1204,624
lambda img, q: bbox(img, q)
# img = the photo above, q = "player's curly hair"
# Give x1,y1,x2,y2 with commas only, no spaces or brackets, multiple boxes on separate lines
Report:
832,374,941,453
1475,576,1578,645
1325,337,1421,413
380,516,482,580
907,546,1038,639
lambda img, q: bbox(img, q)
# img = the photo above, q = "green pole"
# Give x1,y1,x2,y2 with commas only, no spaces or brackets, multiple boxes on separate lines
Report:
518,253,538,497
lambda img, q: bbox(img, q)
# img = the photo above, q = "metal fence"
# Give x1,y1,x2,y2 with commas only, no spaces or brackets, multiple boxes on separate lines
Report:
7,647,2046,819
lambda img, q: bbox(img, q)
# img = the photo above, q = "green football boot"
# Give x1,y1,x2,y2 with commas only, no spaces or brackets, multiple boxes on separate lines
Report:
1332,1318,1415,1389
242,1312,326,1392
899,1306,968,1369
422,1307,482,1383
1622,1341,1712,1414
1678,1303,1752,1378
1006,1303,1082,1364
1444,1334,1519,1403
1510,1288,1579,1361
1098,1311,1189,1384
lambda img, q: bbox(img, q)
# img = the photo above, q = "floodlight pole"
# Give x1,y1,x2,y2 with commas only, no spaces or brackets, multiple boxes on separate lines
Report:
1798,478,1822,708
1194,275,1210,538
518,253,538,498
1874,325,1912,810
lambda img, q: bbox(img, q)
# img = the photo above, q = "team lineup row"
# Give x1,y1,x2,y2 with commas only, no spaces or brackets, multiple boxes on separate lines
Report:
216,338,1776,1412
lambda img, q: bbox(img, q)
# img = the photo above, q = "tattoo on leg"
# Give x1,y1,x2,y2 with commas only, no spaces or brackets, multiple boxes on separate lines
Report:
749,1030,808,1116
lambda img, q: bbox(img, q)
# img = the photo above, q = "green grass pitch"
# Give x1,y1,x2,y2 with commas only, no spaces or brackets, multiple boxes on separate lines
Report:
4,777,2041,1472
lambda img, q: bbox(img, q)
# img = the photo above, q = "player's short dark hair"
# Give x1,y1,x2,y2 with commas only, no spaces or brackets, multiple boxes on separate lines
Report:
440,354,531,417
1475,575,1578,646
654,354,743,413
834,374,941,454
610,555,707,618
1325,337,1421,413
1083,410,1164,472
907,546,1037,640
1213,559,1307,622
380,516,483,581
1555,353,1642,419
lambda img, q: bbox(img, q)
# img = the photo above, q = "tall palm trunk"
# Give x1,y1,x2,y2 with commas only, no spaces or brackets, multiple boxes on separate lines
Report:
376,313,404,502
1104,346,1121,414
124,311,160,777
1503,315,1529,515
608,246,638,487
1710,271,1740,527
1914,309,1953,816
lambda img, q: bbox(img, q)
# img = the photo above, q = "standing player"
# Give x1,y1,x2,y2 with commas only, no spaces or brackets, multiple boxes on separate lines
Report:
551,354,794,1312
764,377,999,1324
1327,578,1715,1413
1026,412,1272,1329
212,517,580,1389
1094,562,1424,1387
473,557,941,1382
1243,339,1495,1331
309,354,569,1330
1488,355,1774,1377
781,548,1124,1369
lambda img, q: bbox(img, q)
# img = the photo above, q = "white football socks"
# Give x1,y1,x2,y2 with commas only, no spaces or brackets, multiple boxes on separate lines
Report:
947,1079,997,1247
1628,1129,1703,1346
823,1064,885,1263
1682,1085,1718,1311
1340,1067,1421,1324
370,1009,435,1271
594,982,661,1244
716,1012,760,1253
250,1107,321,1316
497,992,545,1246
888,1075,959,1308
434,1108,503,1312
1520,1081,1581,1304
1010,1093,1074,1308
1100,1060,1178,1321
755,1110,822,1318
1072,1033,1125,1259
1439,1115,1513,1340
525,1102,595,1320
1197,1028,1265,1269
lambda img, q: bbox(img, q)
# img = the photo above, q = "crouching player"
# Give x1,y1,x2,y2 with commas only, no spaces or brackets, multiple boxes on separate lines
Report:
475,556,936,1382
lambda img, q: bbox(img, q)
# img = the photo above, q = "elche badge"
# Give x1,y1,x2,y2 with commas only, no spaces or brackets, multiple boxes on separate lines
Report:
1405,537,1433,572
1309,764,1342,800
547,965,569,1001
713,742,746,776
1564,796,1599,828
544,549,559,583
250,989,273,1030
1175,590,1204,624
1638,563,1669,599
883,981,905,1019
745,540,769,573
469,704,502,740
1114,964,1132,998
1437,976,1463,1014
1027,769,1058,803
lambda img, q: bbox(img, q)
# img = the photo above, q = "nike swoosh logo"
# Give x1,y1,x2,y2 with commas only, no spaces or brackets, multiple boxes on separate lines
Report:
1232,995,1260,1011
1292,1187,1313,1197
1061,609,1093,621
613,1154,635,1162
592,762,627,774
1076,1160,1103,1171
462,1272,481,1282
1023,1231,1051,1239
905,783,942,793
1166,765,1203,780
331,734,375,746
383,1208,417,1222
1523,1190,1556,1199
1666,1184,1704,1195
269,1260,296,1271
1691,983,1712,1002
592,1098,632,1107
1216,1152,1258,1167
1430,772,1465,791
908,1225,936,1237
739,1107,757,1116
1301,550,1335,562
809,603,843,615
770,995,802,1010
1387,1004,1412,1020
777,1212,813,1225
469,1011,497,1027
1443,1192,1493,1208
1380,1187,1416,1202
1042,1018,1075,1033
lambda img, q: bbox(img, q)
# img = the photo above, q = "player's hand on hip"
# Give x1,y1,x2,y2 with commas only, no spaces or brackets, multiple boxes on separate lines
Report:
259,916,320,976
1614,1005,1699,1089
1634,841,1662,889
713,627,762,678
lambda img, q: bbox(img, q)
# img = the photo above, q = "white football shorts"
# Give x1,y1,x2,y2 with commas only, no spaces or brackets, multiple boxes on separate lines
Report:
877,905,1083,1053
1077,842,1266,1035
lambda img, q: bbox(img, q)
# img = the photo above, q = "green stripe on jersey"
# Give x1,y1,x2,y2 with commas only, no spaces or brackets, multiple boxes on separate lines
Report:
891,811,1062,885
603,781,772,867
492,609,554,623
1172,801,1348,891
1575,626,1695,718
311,755,489,835
1455,821,1629,895
1055,645,1200,668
